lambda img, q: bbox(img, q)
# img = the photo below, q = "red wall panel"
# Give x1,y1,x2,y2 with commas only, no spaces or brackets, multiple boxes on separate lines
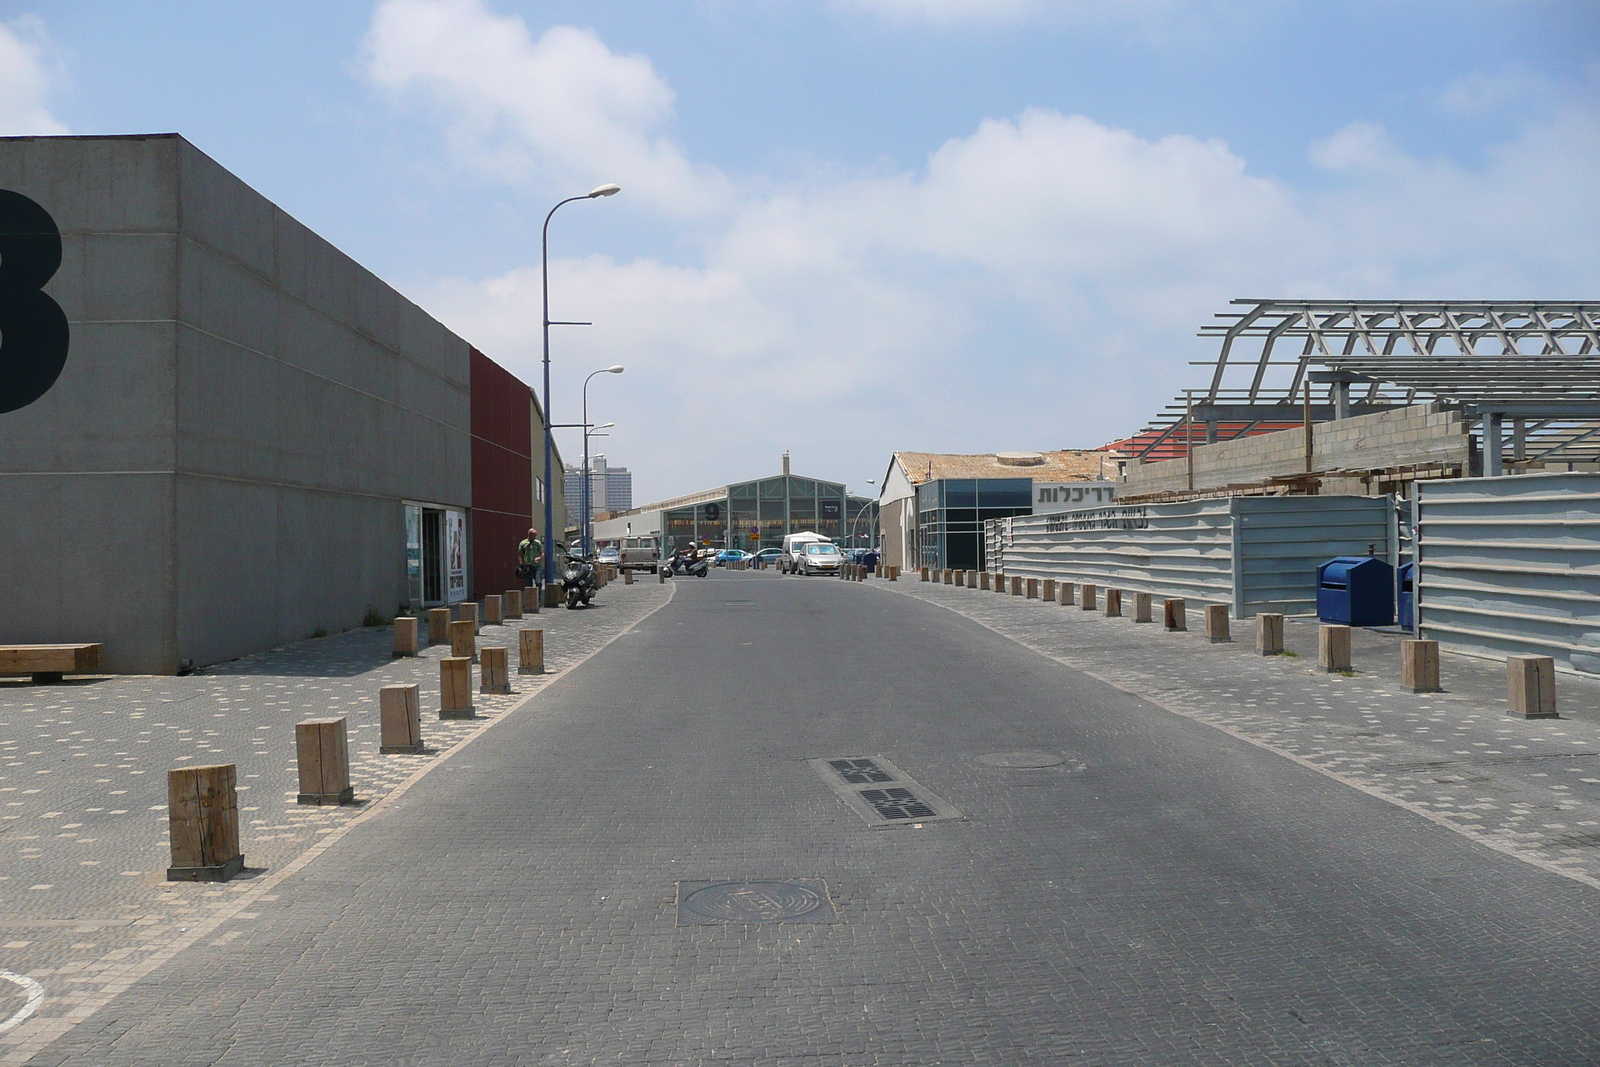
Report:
470,349,533,598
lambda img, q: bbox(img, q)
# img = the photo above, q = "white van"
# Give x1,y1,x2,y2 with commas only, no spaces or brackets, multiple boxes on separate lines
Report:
781,531,841,575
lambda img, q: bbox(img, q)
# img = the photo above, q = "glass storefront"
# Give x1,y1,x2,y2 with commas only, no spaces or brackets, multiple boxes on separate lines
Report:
658,474,859,553
917,478,1033,571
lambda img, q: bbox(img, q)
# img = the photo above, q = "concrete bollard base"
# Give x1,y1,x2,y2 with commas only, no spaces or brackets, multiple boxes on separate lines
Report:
167,854,245,883
297,785,356,806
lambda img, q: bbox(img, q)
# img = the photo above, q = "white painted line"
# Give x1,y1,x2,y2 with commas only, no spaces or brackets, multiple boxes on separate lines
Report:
0,971,44,1033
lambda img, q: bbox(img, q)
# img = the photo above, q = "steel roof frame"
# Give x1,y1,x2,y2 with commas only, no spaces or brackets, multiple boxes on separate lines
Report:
1129,300,1600,463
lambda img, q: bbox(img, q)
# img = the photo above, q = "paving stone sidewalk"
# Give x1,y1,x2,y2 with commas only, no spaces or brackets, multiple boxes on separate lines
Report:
861,572,1600,888
0,578,671,1060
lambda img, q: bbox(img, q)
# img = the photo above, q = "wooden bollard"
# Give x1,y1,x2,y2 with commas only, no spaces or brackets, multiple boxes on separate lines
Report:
528,584,543,612
659,567,666,583
980,571,991,590
166,763,243,882
392,616,418,657
440,657,474,718
379,684,423,754
1401,639,1441,693
1080,583,1097,610
449,619,476,663
1026,578,1039,599
480,646,510,695
1256,613,1284,655
428,607,450,645
519,628,545,675
1163,598,1185,631
1507,655,1557,718
295,717,354,805
1059,582,1075,607
454,600,480,633
1134,592,1153,623
966,570,977,588
953,569,964,586
1204,604,1230,643
483,594,503,625
503,589,523,619
625,569,634,585
1010,576,1024,596
1319,624,1351,672
1042,578,1056,603
887,566,897,581
920,566,930,581
1104,589,1122,617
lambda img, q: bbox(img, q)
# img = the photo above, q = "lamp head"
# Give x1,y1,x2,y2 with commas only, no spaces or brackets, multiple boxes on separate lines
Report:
606,365,625,374
589,183,622,198
596,422,615,430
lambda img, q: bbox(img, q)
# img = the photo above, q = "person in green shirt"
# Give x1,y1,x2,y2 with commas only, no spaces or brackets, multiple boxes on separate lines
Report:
517,528,543,588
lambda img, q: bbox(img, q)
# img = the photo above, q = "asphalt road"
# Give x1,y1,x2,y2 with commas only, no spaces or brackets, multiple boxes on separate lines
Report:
29,570,1600,1066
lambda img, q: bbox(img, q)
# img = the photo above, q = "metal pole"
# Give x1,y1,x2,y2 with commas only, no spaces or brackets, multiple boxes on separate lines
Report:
582,376,591,557
542,195,587,593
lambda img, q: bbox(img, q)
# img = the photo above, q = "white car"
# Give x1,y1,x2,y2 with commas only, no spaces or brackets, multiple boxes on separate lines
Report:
796,541,844,575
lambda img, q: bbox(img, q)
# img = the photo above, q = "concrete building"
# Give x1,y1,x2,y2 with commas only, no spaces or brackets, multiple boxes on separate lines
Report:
0,134,565,674
564,454,632,528
877,451,1119,573
592,455,874,555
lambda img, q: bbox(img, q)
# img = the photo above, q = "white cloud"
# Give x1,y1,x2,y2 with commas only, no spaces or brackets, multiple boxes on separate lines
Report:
0,16,67,136
363,0,729,213
376,4,1600,499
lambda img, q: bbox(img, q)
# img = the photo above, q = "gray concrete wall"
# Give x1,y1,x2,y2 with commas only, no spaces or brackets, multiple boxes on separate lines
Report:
0,134,476,672
1121,403,1469,497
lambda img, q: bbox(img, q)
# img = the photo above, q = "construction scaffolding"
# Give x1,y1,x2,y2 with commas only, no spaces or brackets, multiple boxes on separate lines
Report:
1127,300,1600,474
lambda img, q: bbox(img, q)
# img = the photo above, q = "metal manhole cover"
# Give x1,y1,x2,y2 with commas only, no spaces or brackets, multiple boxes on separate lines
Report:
676,879,836,925
975,751,1068,768
805,755,964,828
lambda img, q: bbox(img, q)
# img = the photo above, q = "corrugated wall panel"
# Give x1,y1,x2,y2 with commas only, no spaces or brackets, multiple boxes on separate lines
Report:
1235,496,1393,616
1416,473,1600,674
994,501,1237,605
991,495,1393,616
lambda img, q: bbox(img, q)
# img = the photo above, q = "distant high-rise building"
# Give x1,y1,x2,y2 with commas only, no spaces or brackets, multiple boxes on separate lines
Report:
563,455,632,530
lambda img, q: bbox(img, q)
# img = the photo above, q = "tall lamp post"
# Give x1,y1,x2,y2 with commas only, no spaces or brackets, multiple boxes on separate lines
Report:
849,479,877,552
581,365,625,555
541,183,621,597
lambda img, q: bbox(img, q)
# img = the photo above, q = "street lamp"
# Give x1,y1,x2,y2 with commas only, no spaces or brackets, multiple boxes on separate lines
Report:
541,183,621,596
849,479,878,554
581,364,623,554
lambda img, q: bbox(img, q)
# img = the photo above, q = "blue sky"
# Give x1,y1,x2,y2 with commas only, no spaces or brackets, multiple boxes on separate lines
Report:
4,1,1597,500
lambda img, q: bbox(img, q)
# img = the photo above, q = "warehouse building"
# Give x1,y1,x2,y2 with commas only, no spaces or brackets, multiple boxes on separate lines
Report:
591,455,875,556
876,450,1120,573
0,134,565,673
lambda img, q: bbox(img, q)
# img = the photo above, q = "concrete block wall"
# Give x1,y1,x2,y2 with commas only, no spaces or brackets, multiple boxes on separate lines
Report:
1122,403,1469,496
0,134,479,673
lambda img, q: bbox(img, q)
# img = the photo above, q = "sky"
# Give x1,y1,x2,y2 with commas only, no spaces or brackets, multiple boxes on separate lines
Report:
2,1,1597,502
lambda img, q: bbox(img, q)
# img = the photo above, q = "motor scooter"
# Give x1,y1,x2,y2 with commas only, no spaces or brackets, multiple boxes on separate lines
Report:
664,553,710,578
562,551,599,608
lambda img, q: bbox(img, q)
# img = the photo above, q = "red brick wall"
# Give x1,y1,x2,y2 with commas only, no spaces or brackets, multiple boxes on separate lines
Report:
470,349,534,598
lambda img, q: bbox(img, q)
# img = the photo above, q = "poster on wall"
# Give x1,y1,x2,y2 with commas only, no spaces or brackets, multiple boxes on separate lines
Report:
404,505,423,607
445,509,467,603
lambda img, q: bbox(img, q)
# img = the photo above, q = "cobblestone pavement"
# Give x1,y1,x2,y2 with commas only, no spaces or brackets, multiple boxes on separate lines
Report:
0,578,672,1064
16,569,1600,1066
871,572,1600,889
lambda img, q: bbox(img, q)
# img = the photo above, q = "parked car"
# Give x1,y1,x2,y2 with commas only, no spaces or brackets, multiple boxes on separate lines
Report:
596,546,621,565
618,535,660,572
780,531,831,574
715,549,750,567
750,548,783,567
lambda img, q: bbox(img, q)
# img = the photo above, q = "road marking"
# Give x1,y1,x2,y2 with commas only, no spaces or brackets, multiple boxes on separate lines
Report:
0,971,44,1033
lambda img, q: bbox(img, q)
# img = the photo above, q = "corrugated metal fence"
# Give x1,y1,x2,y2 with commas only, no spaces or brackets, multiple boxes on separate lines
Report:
989,495,1394,617
1416,473,1600,674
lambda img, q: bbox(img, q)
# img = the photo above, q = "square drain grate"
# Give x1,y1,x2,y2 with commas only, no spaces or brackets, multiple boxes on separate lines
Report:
806,754,964,829
676,879,838,925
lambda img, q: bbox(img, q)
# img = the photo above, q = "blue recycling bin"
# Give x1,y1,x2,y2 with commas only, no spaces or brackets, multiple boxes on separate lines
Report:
1397,562,1415,631
1317,556,1395,627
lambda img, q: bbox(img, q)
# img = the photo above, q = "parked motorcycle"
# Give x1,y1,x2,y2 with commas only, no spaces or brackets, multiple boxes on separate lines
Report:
664,552,710,578
562,552,598,608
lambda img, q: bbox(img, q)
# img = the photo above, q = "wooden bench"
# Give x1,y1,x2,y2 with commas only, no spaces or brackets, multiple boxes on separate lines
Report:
0,644,102,683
